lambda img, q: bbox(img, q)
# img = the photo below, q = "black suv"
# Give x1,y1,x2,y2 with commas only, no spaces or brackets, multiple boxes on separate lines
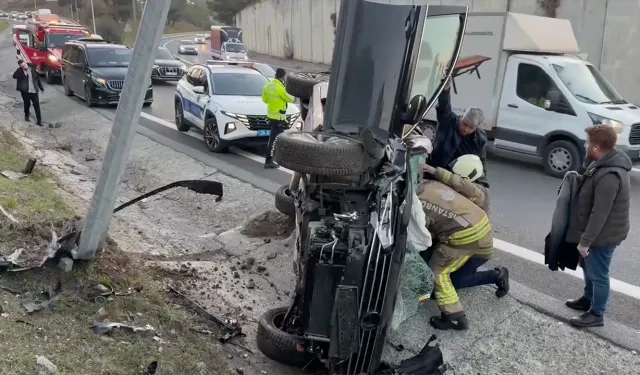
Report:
61,39,153,107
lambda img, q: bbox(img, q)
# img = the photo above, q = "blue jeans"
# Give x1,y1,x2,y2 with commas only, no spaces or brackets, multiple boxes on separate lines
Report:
450,256,497,290
582,246,616,316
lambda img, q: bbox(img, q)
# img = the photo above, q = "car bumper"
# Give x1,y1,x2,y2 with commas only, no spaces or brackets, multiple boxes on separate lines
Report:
218,116,302,143
179,50,198,55
90,86,153,105
151,70,183,81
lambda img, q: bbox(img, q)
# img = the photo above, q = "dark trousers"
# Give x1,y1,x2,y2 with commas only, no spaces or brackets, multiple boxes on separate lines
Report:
21,92,41,122
582,246,615,316
266,119,285,158
450,256,497,290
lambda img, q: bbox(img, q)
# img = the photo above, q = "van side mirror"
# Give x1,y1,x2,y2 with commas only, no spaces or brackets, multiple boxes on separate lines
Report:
402,95,428,124
545,89,573,115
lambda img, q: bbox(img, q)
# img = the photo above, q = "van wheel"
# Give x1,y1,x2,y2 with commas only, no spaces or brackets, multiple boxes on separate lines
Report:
256,307,314,367
542,140,581,178
285,72,329,100
274,185,295,216
274,132,365,176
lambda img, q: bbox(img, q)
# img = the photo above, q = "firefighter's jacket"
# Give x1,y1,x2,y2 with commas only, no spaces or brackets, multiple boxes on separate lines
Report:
417,180,493,254
262,79,294,121
432,167,490,213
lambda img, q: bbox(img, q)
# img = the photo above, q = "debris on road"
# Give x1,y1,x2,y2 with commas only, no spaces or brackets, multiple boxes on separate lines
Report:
0,228,59,272
36,355,58,374
91,321,156,335
1,170,28,180
0,203,19,223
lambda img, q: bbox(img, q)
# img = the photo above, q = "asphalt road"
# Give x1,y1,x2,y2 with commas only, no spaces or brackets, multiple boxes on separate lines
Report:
41,34,640,331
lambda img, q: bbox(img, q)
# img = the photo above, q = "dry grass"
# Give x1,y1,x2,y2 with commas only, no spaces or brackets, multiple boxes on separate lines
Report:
0,130,232,375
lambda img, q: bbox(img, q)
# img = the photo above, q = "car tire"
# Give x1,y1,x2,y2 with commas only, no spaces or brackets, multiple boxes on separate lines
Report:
542,140,581,179
274,185,295,216
84,86,94,107
62,76,73,96
274,132,364,176
203,117,229,153
256,307,314,368
45,70,54,84
419,121,437,142
174,100,190,132
285,72,329,100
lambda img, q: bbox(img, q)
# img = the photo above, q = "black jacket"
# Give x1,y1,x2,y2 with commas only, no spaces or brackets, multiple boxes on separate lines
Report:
13,66,44,94
544,172,580,271
429,89,489,188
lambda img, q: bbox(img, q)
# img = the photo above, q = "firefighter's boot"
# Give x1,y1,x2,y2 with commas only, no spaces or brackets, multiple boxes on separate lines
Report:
429,312,469,331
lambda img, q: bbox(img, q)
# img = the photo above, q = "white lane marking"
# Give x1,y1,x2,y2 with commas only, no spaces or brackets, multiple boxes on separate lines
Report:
633,167,640,173
140,111,640,301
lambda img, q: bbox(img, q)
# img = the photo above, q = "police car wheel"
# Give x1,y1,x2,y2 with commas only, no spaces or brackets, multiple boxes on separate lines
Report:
274,131,364,176
256,307,313,367
274,185,295,216
203,118,228,153
174,100,189,132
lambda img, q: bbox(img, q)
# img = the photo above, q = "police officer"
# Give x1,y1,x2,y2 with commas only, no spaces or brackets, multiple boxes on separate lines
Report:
262,68,295,169
417,158,495,331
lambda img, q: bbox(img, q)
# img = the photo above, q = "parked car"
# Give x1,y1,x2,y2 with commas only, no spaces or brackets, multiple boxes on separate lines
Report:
174,61,301,152
152,47,186,82
177,40,198,55
61,39,153,107
255,2,468,374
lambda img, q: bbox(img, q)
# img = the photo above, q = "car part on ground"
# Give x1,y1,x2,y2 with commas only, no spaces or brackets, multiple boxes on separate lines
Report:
256,306,315,367
274,185,295,216
273,132,365,176
285,72,330,100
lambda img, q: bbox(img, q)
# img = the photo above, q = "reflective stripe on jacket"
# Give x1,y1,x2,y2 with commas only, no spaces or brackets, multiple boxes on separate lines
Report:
262,79,294,120
417,180,493,249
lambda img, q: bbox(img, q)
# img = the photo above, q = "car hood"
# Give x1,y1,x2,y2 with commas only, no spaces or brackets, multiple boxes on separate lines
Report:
90,66,129,80
48,47,63,59
154,59,184,67
582,103,640,125
213,95,300,116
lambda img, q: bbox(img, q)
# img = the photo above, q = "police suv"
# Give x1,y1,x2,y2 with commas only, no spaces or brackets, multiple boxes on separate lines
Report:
174,61,302,152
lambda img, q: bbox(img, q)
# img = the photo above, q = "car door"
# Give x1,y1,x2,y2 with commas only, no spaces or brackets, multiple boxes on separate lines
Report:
61,44,75,87
70,46,85,93
495,57,577,154
181,67,199,125
193,68,212,125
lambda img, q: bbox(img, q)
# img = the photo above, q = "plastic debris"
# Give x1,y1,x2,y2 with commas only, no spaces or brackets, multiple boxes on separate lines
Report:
91,321,156,335
1,170,28,180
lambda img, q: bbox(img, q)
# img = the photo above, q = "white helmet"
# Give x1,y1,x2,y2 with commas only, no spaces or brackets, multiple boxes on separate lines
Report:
449,154,483,182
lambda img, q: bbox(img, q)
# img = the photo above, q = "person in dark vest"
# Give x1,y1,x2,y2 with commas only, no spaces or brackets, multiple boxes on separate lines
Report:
13,59,44,126
565,124,631,328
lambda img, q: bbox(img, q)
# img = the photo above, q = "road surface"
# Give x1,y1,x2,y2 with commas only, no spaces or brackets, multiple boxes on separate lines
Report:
39,34,640,335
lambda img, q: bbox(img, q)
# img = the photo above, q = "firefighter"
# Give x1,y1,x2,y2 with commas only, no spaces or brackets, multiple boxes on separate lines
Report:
417,155,499,331
262,68,295,169
421,155,509,307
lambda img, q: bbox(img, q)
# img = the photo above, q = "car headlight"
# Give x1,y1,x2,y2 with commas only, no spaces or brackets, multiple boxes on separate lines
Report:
92,77,106,86
588,112,624,134
47,54,58,62
153,64,159,69
243,55,248,61
220,110,243,120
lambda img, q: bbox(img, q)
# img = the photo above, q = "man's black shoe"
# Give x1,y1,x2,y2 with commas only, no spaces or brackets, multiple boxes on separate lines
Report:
264,157,279,169
565,296,591,311
429,312,469,331
495,267,510,298
569,312,604,328
25,115,29,122
36,121,43,126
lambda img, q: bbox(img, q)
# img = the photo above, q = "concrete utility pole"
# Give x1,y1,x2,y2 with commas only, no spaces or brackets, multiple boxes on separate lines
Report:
77,0,172,259
90,0,97,34
132,0,137,23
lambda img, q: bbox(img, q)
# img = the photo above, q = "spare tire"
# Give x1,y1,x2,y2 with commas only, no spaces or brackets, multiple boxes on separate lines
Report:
275,185,295,216
285,72,329,100
274,132,364,176
256,307,314,367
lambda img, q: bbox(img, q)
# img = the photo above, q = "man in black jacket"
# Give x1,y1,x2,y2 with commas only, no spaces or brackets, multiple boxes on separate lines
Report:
13,60,44,126
565,125,631,328
429,79,489,188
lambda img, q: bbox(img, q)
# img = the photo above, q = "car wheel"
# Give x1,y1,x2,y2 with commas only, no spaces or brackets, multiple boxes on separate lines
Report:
420,121,437,142
274,185,295,216
542,140,581,178
285,72,330,100
256,307,314,367
203,117,229,153
174,100,189,132
274,132,365,176
62,75,73,96
84,86,94,107
45,70,54,84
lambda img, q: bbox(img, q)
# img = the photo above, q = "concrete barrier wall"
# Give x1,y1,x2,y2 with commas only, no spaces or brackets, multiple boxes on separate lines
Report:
236,0,640,104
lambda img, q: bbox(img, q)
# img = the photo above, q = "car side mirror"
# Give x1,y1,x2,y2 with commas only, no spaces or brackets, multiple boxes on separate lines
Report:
402,94,428,124
193,86,206,95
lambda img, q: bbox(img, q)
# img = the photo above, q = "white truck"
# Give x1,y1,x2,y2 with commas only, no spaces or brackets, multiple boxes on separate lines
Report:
422,12,640,178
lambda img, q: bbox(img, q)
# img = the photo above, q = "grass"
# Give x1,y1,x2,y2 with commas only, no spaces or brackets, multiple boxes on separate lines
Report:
0,20,7,34
0,130,231,374
123,20,205,47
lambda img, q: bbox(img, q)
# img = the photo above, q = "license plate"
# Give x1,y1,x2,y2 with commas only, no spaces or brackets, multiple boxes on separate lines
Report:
257,130,270,137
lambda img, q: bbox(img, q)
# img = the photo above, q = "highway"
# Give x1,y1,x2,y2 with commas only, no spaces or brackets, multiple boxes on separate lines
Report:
44,34,640,332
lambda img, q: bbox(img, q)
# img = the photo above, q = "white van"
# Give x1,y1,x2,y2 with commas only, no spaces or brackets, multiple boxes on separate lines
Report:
423,12,640,178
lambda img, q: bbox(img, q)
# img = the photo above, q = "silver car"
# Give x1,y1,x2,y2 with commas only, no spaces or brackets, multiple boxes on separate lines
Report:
194,35,206,44
177,40,198,55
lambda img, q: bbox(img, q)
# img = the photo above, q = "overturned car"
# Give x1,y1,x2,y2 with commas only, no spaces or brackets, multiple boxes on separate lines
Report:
257,2,468,374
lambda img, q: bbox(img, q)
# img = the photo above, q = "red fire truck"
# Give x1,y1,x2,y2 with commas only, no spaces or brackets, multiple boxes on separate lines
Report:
14,14,90,83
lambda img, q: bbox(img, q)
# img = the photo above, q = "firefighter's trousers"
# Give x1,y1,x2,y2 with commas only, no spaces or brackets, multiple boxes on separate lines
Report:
429,232,493,315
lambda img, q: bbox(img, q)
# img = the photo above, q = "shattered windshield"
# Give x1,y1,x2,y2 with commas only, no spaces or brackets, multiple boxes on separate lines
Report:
411,15,463,102
552,62,626,104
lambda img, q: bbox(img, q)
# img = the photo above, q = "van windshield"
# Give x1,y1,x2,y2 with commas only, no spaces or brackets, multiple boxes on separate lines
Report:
552,62,626,104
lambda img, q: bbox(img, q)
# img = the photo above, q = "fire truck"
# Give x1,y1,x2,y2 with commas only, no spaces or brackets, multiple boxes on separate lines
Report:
14,13,90,83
